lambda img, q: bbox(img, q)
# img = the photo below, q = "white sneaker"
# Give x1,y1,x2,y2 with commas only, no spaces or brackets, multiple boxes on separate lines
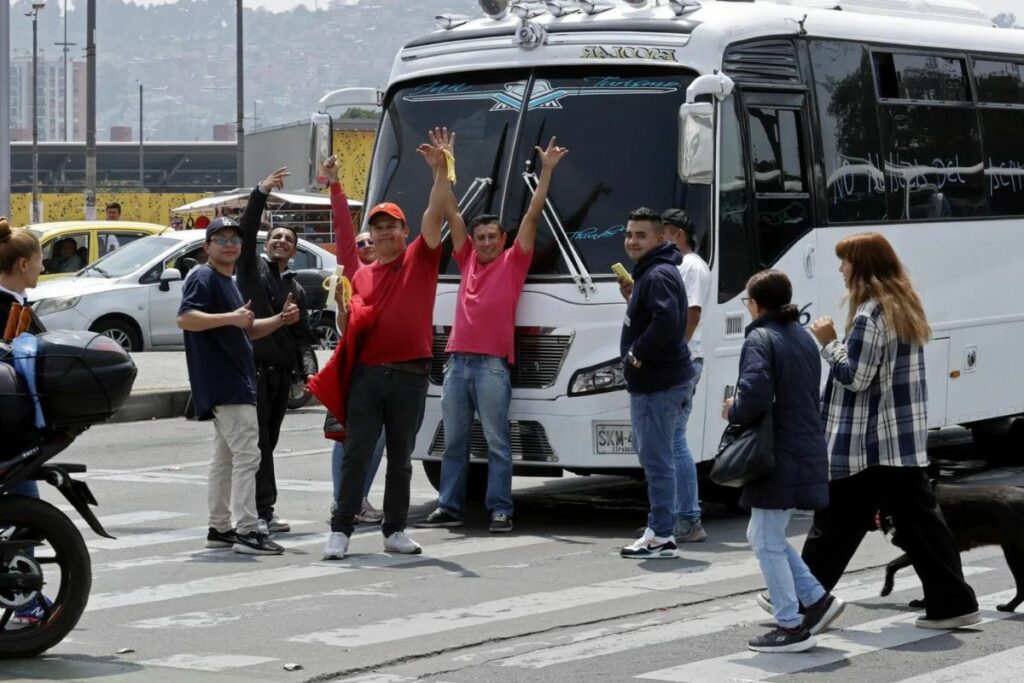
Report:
383,530,422,555
257,519,270,537
267,515,291,533
323,532,350,560
355,497,384,524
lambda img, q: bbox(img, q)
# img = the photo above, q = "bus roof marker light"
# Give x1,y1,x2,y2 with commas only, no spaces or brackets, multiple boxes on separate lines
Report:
435,14,471,30
546,0,579,17
668,0,701,15
577,1,614,15
479,0,512,20
511,1,545,19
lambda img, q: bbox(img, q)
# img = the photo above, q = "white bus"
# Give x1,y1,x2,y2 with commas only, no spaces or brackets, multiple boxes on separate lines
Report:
320,0,1024,494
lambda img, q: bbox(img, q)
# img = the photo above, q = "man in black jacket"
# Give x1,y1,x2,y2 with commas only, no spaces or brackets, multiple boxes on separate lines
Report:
236,167,319,534
617,207,693,560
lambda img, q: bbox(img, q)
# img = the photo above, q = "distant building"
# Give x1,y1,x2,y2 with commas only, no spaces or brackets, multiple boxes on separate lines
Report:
9,52,87,141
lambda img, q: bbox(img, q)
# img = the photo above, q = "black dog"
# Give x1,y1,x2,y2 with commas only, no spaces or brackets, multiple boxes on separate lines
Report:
880,483,1024,613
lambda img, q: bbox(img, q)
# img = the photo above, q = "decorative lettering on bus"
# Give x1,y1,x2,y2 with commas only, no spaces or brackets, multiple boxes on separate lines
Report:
571,225,626,241
581,46,678,62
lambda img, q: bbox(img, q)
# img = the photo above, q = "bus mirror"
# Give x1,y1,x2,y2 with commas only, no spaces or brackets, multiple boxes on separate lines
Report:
678,102,714,185
309,112,333,190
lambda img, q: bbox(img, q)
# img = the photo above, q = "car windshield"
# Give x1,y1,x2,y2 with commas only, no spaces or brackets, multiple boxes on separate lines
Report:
80,235,180,278
366,65,706,279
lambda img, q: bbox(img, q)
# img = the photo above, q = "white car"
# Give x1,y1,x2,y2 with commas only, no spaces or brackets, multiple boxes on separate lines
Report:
29,230,337,352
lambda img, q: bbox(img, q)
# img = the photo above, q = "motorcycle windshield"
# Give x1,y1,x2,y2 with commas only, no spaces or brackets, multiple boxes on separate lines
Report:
366,65,705,280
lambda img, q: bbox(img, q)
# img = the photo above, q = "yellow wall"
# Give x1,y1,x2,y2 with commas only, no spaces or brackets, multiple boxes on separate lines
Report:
332,129,375,198
9,192,207,227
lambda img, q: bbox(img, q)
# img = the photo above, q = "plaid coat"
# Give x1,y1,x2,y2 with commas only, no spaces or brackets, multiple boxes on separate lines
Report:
820,300,929,480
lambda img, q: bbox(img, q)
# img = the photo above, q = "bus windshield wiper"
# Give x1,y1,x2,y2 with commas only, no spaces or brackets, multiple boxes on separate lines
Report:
523,171,595,299
441,176,493,243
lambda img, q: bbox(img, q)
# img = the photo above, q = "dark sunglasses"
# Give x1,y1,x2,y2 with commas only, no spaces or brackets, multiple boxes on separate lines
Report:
357,239,374,248
211,235,243,247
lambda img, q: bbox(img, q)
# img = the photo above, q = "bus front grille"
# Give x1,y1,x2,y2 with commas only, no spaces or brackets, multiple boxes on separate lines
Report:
429,327,573,389
428,420,557,462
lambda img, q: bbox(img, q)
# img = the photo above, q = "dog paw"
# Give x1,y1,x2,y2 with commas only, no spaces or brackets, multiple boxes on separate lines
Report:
908,598,927,609
996,602,1018,613
880,582,893,597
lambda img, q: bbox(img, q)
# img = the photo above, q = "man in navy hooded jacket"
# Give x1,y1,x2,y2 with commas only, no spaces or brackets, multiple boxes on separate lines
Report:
617,207,694,559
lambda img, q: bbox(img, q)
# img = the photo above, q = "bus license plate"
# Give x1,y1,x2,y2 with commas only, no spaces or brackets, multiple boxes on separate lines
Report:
594,423,635,454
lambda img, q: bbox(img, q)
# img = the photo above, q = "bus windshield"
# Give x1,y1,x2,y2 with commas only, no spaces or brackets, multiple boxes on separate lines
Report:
366,66,706,279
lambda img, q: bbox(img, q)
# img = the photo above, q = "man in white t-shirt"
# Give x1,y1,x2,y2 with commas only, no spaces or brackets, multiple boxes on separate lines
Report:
662,208,710,543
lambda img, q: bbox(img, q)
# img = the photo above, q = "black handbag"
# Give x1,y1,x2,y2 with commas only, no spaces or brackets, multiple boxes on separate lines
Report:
710,328,776,488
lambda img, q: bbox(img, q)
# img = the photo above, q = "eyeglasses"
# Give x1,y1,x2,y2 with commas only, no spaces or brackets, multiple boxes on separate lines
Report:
211,235,243,247
356,239,373,248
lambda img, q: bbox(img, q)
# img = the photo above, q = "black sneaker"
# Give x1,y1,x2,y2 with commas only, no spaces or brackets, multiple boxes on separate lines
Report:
748,625,816,653
414,508,464,528
489,514,513,533
206,527,236,549
232,531,284,555
802,594,845,635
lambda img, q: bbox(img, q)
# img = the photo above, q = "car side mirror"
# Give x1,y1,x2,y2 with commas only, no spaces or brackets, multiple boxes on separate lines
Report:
678,102,715,185
158,267,182,292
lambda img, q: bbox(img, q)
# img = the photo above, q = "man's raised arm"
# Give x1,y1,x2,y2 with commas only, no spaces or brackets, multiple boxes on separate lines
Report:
417,126,457,250
517,137,569,253
323,155,362,276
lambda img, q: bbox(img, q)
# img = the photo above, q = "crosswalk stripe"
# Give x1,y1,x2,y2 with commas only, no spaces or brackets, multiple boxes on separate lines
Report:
87,472,337,493
86,520,316,552
337,675,417,683
891,644,1024,683
88,534,552,611
635,589,1018,682
289,557,766,648
137,653,279,672
73,510,187,530
498,565,995,669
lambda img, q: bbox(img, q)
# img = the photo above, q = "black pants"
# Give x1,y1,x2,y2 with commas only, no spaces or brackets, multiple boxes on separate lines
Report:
255,365,291,521
331,365,428,537
802,466,978,620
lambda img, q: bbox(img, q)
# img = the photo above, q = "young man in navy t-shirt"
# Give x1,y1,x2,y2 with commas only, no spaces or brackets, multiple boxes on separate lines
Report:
177,217,300,555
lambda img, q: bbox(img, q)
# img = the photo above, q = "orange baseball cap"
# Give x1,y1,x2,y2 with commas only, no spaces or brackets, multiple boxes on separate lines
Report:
368,202,406,223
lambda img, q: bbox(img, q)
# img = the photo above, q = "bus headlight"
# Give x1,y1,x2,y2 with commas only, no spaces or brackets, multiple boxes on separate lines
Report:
569,358,626,396
34,296,81,317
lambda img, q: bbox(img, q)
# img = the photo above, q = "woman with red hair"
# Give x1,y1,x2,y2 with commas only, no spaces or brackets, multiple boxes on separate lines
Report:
802,232,980,630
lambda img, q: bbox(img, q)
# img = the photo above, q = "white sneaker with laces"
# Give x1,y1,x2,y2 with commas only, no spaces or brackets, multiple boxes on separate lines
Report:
383,530,422,555
267,515,291,533
323,532,350,560
356,497,384,524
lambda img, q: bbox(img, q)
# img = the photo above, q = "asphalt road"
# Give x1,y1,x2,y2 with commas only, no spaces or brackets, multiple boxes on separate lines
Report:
6,411,1023,683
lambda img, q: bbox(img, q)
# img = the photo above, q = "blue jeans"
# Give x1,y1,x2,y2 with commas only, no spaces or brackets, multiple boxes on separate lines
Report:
748,508,826,628
438,354,513,517
674,358,703,523
631,383,687,538
332,433,386,500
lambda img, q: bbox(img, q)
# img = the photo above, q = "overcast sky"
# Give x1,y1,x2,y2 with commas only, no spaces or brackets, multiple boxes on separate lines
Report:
14,0,1019,21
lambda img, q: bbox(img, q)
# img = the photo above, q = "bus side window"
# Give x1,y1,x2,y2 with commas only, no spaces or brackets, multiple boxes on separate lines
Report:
717,101,755,303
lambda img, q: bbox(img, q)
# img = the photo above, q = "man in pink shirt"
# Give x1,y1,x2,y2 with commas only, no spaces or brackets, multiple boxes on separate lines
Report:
417,133,568,533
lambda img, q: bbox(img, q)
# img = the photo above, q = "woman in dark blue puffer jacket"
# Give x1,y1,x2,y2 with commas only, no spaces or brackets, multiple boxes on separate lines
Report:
724,269,843,653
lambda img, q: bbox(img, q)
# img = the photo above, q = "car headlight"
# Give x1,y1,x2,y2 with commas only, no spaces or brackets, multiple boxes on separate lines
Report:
33,296,81,317
569,358,626,396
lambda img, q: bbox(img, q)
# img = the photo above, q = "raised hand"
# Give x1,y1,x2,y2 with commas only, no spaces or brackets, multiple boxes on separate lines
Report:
321,155,340,183
416,126,454,171
228,300,255,329
536,136,569,170
261,167,290,192
280,292,300,325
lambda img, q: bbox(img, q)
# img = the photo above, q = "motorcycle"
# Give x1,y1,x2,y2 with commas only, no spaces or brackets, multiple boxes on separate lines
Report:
0,330,136,658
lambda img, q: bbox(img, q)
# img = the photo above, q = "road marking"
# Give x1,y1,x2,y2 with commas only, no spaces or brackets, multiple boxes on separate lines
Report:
89,535,553,611
138,653,278,672
891,645,1024,682
86,520,316,552
337,675,417,683
290,557,766,648
87,471,336,493
73,510,187,530
635,589,1018,682
498,565,994,669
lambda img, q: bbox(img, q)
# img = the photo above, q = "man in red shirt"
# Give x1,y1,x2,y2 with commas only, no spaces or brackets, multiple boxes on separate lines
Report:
322,129,457,561
416,133,568,534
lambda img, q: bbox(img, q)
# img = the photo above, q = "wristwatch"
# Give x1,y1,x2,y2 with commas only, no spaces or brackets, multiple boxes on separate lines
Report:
626,350,642,368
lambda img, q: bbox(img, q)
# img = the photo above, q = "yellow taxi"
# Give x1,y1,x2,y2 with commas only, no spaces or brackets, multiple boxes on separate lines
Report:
27,221,170,281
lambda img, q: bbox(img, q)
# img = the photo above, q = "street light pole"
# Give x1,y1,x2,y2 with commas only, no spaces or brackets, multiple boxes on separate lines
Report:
235,0,245,187
55,0,76,142
84,0,97,219
30,1,47,224
0,2,10,219
138,82,144,190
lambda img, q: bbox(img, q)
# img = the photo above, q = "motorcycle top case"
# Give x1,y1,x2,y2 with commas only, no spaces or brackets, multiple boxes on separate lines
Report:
31,331,137,428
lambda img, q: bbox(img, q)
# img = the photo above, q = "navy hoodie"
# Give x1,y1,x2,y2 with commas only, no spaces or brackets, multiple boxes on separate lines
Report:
619,242,693,393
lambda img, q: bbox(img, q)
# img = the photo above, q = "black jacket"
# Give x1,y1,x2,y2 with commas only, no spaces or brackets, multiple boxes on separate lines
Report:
619,242,693,393
235,187,317,376
0,290,45,338
729,314,829,511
